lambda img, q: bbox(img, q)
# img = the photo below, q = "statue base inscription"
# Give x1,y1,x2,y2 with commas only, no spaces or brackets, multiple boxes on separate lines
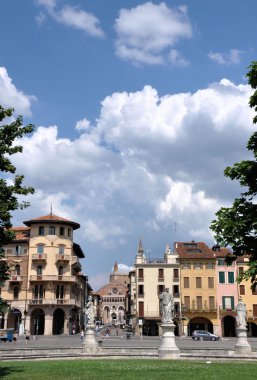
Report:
235,325,252,354
82,324,98,353
158,322,180,359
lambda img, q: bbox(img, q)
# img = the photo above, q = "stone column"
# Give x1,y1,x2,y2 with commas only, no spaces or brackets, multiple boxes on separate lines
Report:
235,325,252,354
158,322,180,359
44,314,53,335
82,324,98,353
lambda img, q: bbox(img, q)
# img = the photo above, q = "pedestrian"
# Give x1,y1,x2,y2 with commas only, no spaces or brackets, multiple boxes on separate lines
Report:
106,328,110,337
80,329,84,342
25,330,30,345
13,332,18,344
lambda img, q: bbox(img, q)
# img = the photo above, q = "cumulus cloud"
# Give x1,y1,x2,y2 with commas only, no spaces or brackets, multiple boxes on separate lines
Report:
36,0,104,37
75,118,92,132
208,49,242,65
0,67,36,116
114,2,193,65
9,72,254,289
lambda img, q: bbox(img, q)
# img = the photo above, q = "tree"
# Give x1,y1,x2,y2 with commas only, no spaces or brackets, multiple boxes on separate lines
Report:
0,106,34,312
210,61,257,286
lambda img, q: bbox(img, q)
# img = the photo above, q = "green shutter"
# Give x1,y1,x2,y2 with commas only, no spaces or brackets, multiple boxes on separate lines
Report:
228,272,234,283
219,271,225,283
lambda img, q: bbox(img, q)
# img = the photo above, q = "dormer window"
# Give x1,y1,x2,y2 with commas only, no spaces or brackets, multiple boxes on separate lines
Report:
49,226,55,235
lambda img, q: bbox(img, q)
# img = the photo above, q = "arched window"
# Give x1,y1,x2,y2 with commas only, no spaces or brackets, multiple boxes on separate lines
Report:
13,286,19,300
15,265,20,276
37,265,43,276
49,226,55,235
58,266,64,276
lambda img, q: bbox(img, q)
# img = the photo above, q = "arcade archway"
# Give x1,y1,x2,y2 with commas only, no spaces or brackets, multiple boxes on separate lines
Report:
53,308,65,335
31,308,45,335
188,317,213,335
222,315,236,337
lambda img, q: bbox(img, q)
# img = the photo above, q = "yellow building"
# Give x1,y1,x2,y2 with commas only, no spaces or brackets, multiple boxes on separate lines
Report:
174,242,219,335
133,241,181,336
0,213,88,335
237,256,257,336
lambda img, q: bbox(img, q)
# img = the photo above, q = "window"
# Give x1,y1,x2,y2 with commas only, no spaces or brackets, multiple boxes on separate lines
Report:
34,284,44,299
58,266,64,276
196,277,202,288
184,296,190,309
56,285,64,299
209,296,215,310
158,285,165,294
217,258,225,266
37,265,43,276
138,285,144,295
206,263,215,269
60,227,64,236
139,301,144,317
222,296,234,310
208,277,214,288
219,271,225,284
252,286,257,295
194,263,203,270
158,268,164,279
49,226,55,235
15,265,20,276
184,277,189,288
228,272,235,284
196,296,203,309
15,245,21,256
13,286,19,300
239,285,245,295
253,304,257,317
238,267,244,273
173,268,179,279
182,263,191,269
138,268,144,279
59,245,65,255
39,226,44,236
37,244,44,254
67,228,71,237
173,285,179,297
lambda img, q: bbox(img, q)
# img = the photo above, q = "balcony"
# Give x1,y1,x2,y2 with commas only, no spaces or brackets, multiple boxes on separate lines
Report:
9,275,22,282
55,254,70,263
27,298,78,306
32,254,47,262
29,275,77,282
219,306,236,315
173,277,179,282
71,256,82,271
137,310,161,319
184,307,217,313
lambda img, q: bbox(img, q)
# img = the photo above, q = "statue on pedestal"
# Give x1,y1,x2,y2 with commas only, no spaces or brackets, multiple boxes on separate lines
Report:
159,288,174,323
236,298,247,327
84,295,94,325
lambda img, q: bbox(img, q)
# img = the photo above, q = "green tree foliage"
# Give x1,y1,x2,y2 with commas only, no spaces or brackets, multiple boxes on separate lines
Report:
210,61,257,286
0,106,34,311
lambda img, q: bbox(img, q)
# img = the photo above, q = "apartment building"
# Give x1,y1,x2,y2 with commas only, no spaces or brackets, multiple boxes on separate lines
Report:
174,241,219,335
133,241,181,336
0,213,88,335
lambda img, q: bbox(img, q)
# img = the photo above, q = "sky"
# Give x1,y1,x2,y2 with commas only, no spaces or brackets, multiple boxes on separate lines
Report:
0,0,256,290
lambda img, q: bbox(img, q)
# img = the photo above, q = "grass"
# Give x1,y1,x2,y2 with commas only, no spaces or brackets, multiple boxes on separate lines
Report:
1,359,257,380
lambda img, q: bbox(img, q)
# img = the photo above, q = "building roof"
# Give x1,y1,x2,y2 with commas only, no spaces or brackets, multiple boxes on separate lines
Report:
23,213,80,230
11,227,30,241
96,281,128,297
174,241,216,259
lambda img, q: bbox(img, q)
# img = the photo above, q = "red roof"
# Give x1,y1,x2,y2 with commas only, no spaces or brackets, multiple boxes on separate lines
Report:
23,213,80,230
174,242,215,259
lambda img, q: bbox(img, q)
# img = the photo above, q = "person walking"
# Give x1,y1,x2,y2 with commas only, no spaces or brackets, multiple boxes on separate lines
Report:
80,329,85,342
25,330,30,345
13,332,18,344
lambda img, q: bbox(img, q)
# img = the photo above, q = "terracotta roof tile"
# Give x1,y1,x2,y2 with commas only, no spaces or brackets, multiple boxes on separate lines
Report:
23,214,80,229
174,241,215,259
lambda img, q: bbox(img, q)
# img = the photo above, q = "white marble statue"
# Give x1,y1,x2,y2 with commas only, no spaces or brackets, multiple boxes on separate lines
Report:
159,288,174,323
84,295,94,325
236,298,247,327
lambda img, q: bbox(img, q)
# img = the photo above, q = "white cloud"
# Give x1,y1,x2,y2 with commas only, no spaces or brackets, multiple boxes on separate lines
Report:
114,2,193,65
0,67,36,116
208,49,242,65
75,118,92,131
168,49,189,66
36,0,104,37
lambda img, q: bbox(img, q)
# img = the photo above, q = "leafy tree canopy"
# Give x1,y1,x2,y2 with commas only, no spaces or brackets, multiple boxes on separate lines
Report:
210,61,257,286
0,106,34,311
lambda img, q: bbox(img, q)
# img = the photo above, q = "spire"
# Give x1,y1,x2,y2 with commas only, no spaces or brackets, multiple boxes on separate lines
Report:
114,261,118,272
137,238,144,256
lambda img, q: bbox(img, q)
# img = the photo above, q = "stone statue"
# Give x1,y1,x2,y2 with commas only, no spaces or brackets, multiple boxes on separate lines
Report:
236,298,247,327
159,288,174,323
84,295,94,325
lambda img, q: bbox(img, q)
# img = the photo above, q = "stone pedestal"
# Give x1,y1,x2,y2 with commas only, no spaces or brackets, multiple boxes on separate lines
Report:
82,324,98,353
158,322,180,359
235,325,252,354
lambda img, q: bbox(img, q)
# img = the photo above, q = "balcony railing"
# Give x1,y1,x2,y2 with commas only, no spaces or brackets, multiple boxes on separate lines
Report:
27,298,78,305
219,306,236,315
9,275,22,282
30,275,77,282
32,254,47,261
55,254,70,263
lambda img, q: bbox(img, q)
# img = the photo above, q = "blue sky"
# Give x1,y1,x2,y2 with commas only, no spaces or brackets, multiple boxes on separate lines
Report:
1,0,256,289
